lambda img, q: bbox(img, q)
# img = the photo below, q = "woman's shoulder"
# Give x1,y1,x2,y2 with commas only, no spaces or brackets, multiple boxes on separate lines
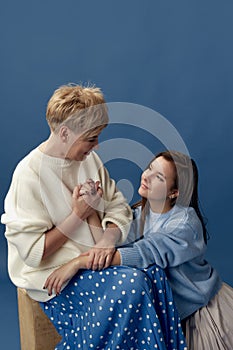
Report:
12,148,41,178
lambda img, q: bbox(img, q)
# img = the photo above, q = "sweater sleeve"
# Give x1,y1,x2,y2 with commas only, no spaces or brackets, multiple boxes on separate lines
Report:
2,172,53,268
94,153,132,244
118,213,205,268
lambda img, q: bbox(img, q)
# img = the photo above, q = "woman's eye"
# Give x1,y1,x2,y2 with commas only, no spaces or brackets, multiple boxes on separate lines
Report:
87,137,97,143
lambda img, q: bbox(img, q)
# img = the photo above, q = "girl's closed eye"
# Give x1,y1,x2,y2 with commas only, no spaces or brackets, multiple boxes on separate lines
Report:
156,174,164,182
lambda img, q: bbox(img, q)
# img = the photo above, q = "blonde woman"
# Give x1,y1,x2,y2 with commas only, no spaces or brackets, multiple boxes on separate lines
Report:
2,86,187,349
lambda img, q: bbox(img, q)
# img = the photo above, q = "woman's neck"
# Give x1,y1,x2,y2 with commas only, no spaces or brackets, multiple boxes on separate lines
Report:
39,134,67,159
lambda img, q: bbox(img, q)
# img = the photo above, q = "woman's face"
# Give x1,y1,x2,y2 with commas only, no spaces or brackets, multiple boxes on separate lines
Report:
138,156,178,205
65,131,100,161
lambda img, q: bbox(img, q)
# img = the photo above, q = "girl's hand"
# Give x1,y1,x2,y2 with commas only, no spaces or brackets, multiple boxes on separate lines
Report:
86,243,116,271
43,255,89,296
84,223,121,270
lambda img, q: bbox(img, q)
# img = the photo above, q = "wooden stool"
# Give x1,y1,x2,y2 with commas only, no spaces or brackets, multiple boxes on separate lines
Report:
17,288,61,350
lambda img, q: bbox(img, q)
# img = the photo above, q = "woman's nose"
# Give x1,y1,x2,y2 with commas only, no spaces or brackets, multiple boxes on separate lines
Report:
92,138,99,150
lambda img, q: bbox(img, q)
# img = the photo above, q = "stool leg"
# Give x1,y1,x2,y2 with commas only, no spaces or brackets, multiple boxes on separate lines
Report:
17,288,61,350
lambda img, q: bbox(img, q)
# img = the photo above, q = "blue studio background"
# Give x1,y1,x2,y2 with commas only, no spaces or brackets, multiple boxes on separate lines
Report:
1,1,233,348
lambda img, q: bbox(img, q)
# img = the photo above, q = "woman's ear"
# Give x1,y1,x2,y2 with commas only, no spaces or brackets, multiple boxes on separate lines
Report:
59,126,69,143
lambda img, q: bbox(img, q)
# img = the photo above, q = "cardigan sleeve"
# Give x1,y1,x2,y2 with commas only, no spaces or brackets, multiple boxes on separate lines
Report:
118,211,206,268
2,172,53,268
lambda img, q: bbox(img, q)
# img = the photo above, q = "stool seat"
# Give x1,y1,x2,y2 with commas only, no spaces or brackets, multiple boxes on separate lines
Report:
17,288,61,350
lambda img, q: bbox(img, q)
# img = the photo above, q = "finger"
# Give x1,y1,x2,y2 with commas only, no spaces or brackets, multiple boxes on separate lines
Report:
79,251,90,257
56,280,63,295
92,253,102,270
97,187,103,197
46,278,55,296
94,181,101,192
73,185,82,198
97,256,106,270
80,182,92,192
104,254,112,269
43,274,54,292
87,251,95,270
51,276,63,296
43,278,49,290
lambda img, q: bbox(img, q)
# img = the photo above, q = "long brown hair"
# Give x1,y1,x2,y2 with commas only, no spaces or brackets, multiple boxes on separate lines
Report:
133,150,208,244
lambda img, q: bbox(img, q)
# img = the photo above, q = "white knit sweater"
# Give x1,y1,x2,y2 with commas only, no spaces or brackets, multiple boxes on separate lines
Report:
2,148,132,301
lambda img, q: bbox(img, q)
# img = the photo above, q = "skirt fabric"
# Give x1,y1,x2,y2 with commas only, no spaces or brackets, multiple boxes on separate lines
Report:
185,283,233,350
40,265,187,350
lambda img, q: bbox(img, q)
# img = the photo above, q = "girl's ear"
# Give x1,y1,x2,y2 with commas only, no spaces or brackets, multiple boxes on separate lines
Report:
169,189,179,200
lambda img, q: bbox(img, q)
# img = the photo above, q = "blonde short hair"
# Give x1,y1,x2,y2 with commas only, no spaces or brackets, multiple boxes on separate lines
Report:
46,84,109,135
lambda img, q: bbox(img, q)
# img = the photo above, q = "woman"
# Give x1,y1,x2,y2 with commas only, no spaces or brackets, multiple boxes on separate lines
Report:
47,151,233,349
2,86,187,349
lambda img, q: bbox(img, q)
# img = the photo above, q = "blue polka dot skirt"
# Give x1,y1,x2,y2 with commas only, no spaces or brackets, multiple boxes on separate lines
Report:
40,264,187,350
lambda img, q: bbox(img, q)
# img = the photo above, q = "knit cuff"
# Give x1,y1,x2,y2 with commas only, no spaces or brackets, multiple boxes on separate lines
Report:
24,235,45,268
102,217,131,245
118,246,142,267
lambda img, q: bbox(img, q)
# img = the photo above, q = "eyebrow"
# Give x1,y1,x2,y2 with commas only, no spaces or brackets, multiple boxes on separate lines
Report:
157,171,166,179
149,164,166,179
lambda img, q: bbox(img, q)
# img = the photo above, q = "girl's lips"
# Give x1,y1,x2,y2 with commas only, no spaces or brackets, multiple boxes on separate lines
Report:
141,182,149,190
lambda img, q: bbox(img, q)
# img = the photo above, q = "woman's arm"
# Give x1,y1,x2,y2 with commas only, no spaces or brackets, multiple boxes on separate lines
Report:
42,184,103,260
43,254,90,296
43,248,122,296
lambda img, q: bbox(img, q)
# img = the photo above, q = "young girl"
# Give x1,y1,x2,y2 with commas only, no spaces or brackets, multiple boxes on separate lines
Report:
45,151,233,349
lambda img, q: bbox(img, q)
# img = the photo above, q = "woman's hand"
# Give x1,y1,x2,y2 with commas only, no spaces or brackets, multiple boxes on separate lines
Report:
43,255,89,296
72,180,102,220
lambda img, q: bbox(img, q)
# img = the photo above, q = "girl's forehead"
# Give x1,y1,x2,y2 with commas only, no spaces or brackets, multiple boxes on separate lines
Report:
151,157,167,169
150,157,175,178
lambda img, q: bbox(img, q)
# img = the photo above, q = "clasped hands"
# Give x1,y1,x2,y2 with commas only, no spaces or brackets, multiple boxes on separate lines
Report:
80,179,117,270
43,179,117,296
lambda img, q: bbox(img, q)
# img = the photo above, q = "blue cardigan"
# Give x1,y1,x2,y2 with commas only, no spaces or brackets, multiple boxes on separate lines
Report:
118,205,222,320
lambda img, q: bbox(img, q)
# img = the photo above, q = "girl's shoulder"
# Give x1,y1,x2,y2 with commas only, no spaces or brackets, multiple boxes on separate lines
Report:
163,205,202,233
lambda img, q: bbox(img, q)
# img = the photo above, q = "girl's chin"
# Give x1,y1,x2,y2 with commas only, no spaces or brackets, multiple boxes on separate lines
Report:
138,187,148,197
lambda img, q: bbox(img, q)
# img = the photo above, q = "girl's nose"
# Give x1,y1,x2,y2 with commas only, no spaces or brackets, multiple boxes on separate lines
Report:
143,169,150,179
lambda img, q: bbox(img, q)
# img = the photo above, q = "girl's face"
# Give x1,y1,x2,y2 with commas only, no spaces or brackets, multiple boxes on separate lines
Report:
138,156,178,210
